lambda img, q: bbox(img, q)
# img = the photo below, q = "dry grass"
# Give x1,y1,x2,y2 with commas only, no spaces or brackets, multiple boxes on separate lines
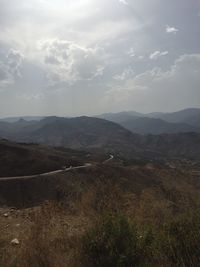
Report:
0,203,90,267
0,165,200,266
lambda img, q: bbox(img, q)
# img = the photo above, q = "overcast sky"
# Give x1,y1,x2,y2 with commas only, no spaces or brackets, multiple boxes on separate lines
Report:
0,0,200,117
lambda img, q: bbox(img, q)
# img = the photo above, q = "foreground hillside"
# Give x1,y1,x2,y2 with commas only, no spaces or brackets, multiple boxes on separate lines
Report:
0,162,200,266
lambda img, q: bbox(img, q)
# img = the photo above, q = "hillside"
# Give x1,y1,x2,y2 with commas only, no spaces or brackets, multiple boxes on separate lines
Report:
0,117,144,158
97,111,143,123
98,109,200,134
0,139,89,177
148,108,200,125
183,113,200,127
0,116,200,160
0,116,44,123
140,132,200,159
22,116,135,149
0,162,200,266
119,117,199,134
0,123,200,266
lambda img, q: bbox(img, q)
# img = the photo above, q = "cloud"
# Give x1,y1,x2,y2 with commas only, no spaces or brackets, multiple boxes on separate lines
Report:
0,0,199,116
38,39,107,85
149,50,169,60
127,47,135,57
18,93,44,101
0,49,23,88
104,54,200,112
113,67,134,81
7,49,24,76
165,25,179,34
119,0,128,5
0,62,13,87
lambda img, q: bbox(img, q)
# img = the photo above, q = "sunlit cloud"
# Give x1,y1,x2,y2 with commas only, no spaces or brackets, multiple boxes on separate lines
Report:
149,50,169,60
119,0,128,5
165,25,179,34
113,67,134,81
105,54,200,112
0,49,23,89
127,47,135,57
38,38,107,85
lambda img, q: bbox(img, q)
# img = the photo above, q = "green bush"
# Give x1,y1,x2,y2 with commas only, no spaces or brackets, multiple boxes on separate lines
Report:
82,214,155,267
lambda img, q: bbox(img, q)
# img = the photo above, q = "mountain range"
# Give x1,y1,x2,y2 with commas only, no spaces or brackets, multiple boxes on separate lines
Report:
0,112,200,160
98,108,200,134
1,108,200,135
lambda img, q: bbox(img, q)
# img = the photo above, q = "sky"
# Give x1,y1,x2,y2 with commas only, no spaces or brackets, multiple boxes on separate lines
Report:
0,0,200,117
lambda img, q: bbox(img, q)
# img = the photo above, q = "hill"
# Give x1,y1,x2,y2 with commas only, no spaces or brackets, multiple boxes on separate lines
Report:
97,111,143,123
0,116,200,160
0,117,144,158
140,132,200,159
0,139,90,177
148,108,200,125
119,117,199,134
0,129,200,266
0,116,44,123
98,108,200,134
0,162,200,266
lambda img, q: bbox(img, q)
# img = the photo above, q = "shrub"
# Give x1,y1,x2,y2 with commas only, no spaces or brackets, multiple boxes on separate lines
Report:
81,214,155,267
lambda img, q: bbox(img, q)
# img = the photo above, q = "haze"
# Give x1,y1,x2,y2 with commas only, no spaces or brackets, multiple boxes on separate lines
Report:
0,0,200,117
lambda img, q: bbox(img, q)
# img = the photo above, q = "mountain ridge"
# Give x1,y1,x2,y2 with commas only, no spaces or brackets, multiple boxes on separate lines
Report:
98,108,200,134
0,116,200,160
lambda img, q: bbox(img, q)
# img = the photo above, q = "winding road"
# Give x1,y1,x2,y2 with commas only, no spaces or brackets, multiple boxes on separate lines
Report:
0,163,92,182
0,154,114,182
103,154,114,164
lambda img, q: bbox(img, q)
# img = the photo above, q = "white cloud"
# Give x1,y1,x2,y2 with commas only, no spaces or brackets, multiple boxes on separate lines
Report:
0,62,13,87
127,47,135,57
7,49,24,76
38,39,107,85
119,0,128,5
149,50,169,60
0,49,23,88
113,67,134,81
104,54,200,112
165,25,179,34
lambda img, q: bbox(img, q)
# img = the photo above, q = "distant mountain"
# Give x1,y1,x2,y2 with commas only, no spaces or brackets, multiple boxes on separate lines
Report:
182,113,200,128
141,132,200,159
146,112,165,117
0,116,200,160
98,111,143,123
0,117,144,158
0,116,45,123
22,116,137,150
148,108,200,125
119,117,200,134
97,108,200,134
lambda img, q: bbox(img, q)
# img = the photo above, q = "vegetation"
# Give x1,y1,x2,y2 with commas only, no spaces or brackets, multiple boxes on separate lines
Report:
160,211,200,266
82,214,155,267
0,162,200,266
